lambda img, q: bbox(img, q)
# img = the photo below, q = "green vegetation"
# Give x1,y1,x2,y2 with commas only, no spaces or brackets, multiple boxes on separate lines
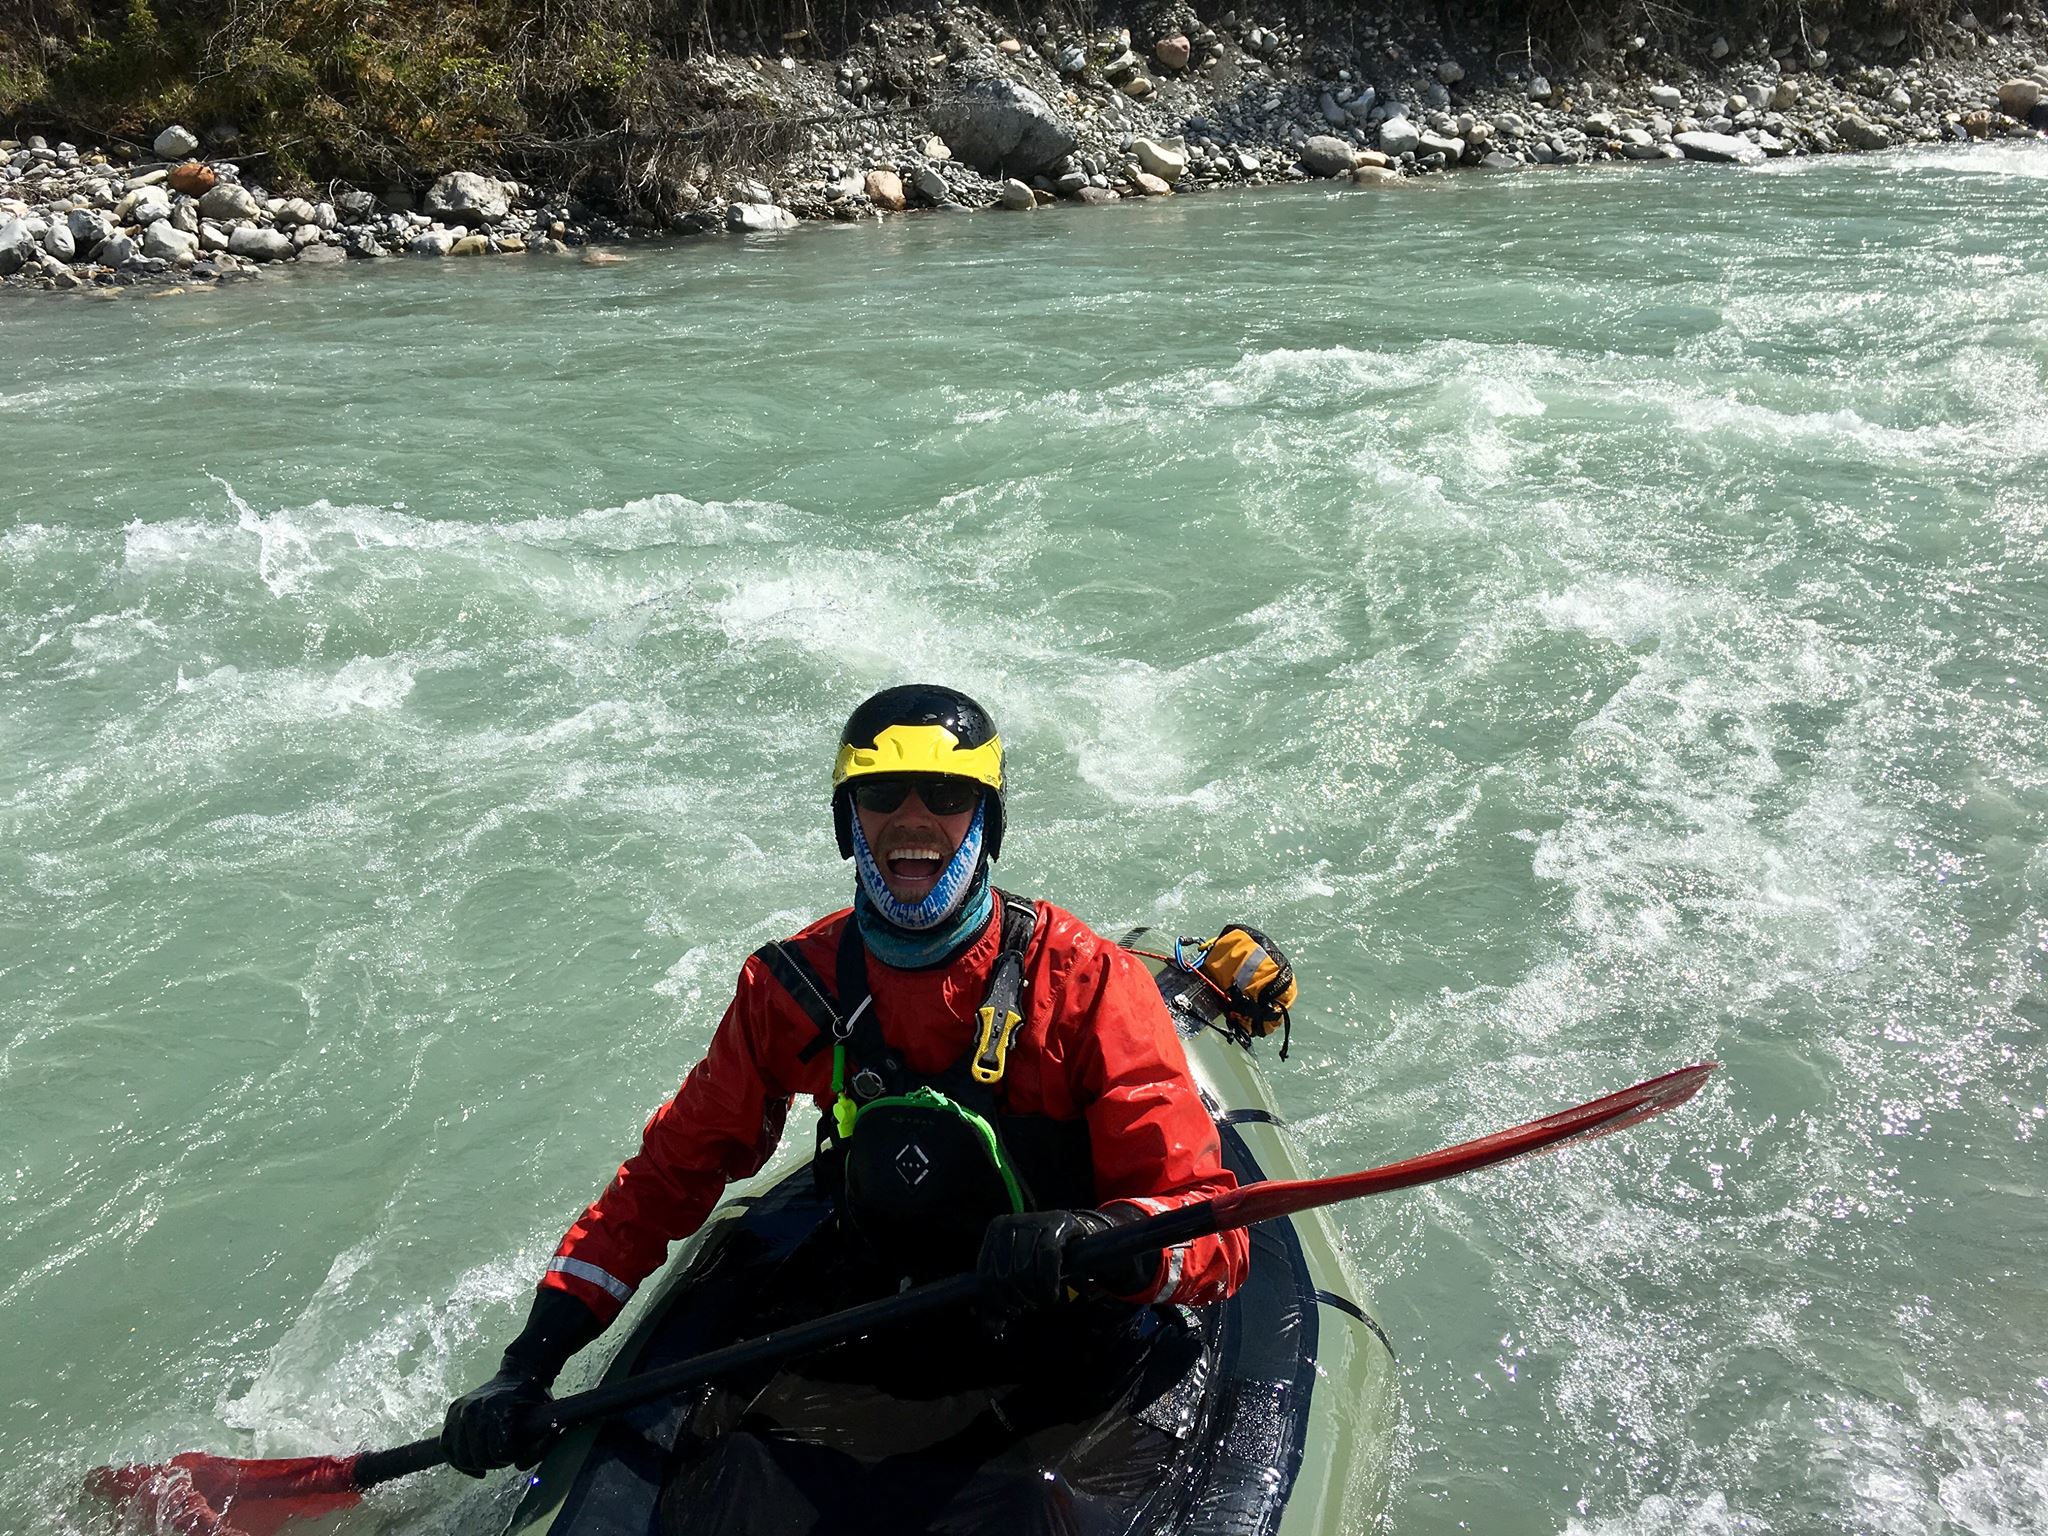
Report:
0,0,798,200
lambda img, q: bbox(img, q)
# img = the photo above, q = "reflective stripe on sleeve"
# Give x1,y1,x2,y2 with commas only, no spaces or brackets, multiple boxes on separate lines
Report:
1149,1244,1188,1303
547,1256,633,1303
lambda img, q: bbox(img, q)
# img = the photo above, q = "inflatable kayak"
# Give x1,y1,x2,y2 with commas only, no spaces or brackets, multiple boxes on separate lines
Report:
499,927,1397,1536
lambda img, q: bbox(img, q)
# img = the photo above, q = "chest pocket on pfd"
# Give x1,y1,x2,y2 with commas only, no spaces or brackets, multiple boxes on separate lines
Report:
752,893,1092,1279
838,1087,1024,1278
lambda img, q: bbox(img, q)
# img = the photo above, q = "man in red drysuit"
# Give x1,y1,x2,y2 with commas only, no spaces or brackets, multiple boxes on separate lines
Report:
443,683,1248,1475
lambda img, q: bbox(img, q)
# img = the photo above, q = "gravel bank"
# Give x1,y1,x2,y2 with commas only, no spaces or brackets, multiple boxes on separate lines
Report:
5,5,2046,296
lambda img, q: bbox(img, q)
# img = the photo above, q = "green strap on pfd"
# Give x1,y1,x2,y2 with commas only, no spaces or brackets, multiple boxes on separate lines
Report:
832,1043,859,1139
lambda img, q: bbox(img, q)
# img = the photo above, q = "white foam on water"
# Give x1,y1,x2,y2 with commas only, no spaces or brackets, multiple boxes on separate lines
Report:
653,944,717,1004
1535,578,1688,649
1561,1492,1755,1535
1881,140,2048,182
44,609,172,677
172,653,419,720
219,1240,548,1454
501,493,798,551
122,513,242,569
1801,1384,2048,1536
330,655,417,712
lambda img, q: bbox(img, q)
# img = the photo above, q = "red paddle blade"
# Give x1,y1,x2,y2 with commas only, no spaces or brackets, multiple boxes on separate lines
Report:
1215,1061,1718,1230
83,1451,364,1536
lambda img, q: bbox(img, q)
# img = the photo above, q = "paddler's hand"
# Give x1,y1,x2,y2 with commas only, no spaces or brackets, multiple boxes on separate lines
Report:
441,1368,556,1477
976,1209,1111,1326
441,1286,604,1475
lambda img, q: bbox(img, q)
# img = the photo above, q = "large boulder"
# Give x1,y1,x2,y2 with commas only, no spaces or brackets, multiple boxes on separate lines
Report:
1998,78,2043,117
423,171,511,228
153,124,200,159
1417,131,1466,164
933,79,1077,178
90,232,138,267
1379,118,1421,156
141,221,199,260
726,203,798,232
1673,130,1766,165
0,217,33,275
865,169,906,211
228,225,293,261
1132,136,1188,183
1836,114,1891,150
1300,135,1359,176
118,185,172,224
197,182,260,222
68,209,114,248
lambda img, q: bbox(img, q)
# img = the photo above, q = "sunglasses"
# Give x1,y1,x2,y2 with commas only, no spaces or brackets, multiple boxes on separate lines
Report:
851,777,982,817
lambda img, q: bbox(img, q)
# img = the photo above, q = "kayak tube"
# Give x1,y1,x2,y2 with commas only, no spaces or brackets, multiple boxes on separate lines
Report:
500,927,1396,1536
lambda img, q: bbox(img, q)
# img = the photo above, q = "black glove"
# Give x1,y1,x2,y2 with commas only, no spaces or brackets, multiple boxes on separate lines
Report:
441,1367,552,1477
441,1288,606,1477
977,1207,1160,1329
977,1208,1107,1327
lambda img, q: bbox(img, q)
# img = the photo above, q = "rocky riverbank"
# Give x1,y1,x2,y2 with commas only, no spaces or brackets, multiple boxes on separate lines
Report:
6,4,2047,296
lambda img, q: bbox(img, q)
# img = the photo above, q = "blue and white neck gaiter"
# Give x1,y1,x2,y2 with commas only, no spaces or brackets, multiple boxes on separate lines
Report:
850,798,993,969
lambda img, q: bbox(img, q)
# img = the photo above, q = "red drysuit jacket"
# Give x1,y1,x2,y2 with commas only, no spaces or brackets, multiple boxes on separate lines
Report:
540,900,1249,1323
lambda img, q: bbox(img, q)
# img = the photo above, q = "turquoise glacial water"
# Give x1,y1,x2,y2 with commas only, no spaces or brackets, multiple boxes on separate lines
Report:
4,143,2046,1535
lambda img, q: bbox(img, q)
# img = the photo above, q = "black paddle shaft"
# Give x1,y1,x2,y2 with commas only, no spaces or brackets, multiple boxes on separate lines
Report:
350,1224,1185,1491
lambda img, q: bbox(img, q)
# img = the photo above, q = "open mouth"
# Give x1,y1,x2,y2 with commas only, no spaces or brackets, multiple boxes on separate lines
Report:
884,847,946,885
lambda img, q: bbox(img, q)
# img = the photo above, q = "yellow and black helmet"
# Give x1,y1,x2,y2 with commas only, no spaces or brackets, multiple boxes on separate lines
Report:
833,684,1006,860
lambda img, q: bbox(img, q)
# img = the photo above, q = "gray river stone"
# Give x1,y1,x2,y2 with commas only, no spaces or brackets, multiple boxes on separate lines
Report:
932,79,1076,177
91,231,137,267
197,183,260,222
153,124,200,159
0,217,32,275
228,225,293,261
1418,131,1467,163
141,221,199,260
424,172,511,227
1674,130,1767,165
41,220,76,261
1379,118,1421,155
68,209,113,247
1300,135,1359,176
726,203,798,232
119,185,172,225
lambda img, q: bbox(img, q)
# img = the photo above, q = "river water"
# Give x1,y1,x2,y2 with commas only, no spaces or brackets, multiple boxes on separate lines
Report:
4,143,2046,1536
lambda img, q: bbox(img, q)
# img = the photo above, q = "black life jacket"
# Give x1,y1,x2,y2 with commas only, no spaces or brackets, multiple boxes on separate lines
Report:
751,892,1095,1279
